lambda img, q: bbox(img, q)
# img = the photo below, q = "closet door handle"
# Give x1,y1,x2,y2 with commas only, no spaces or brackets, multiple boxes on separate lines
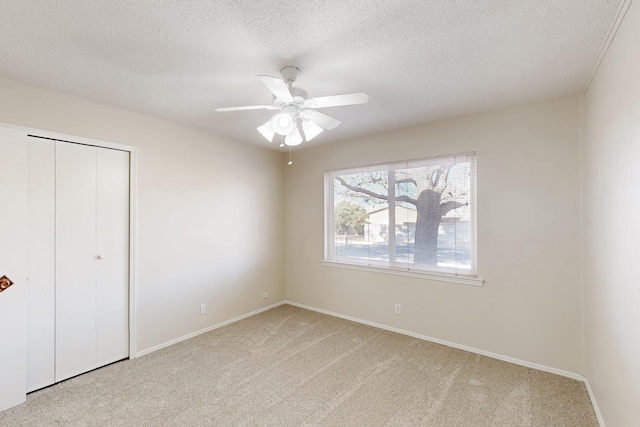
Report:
96,255,104,260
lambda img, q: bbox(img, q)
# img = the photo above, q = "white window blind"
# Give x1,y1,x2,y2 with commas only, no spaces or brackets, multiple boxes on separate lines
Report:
325,152,477,278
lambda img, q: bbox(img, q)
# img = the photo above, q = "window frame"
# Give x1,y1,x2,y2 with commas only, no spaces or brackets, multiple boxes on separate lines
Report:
323,152,483,287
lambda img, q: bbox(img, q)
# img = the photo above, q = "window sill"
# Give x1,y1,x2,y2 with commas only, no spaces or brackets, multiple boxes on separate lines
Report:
321,260,484,287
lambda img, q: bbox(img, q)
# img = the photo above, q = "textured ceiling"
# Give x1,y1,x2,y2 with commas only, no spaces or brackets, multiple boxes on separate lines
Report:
0,1,623,150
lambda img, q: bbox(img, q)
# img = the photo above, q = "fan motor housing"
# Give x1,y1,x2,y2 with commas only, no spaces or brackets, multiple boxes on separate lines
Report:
290,87,308,101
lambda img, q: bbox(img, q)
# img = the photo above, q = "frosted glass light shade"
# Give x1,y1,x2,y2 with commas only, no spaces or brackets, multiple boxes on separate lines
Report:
302,120,323,142
271,112,295,135
257,120,275,141
284,128,303,146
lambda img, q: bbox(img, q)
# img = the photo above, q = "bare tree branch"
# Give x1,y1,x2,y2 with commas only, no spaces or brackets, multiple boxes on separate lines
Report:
430,169,444,189
425,170,434,190
396,195,418,205
443,163,454,185
439,200,467,217
395,178,417,186
336,176,417,205
336,176,388,200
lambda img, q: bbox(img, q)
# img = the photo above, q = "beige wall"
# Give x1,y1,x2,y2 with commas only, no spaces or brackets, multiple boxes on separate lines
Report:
284,96,582,373
0,76,285,353
582,1,640,425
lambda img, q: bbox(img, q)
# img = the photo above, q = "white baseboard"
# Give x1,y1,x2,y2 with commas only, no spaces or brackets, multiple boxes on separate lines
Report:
134,301,286,358
132,299,604,427
583,377,606,427
284,300,584,380
285,300,606,426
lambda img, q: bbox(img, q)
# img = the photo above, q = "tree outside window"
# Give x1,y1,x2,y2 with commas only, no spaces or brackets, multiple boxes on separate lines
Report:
326,153,476,276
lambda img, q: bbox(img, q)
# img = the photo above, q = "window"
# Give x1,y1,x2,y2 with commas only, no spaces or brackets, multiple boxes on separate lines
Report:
324,152,478,283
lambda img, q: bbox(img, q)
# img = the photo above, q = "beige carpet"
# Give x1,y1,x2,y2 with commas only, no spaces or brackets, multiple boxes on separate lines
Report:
0,304,597,426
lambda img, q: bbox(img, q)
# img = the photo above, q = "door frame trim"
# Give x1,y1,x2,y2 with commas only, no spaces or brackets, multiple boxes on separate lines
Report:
0,122,138,360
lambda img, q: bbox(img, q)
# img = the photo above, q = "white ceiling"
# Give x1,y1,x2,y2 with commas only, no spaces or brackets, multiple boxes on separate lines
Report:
0,1,623,150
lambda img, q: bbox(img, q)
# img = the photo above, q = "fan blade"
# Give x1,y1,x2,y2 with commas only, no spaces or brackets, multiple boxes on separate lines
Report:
305,92,369,109
257,120,275,142
258,75,294,102
302,120,323,142
215,105,276,112
302,110,342,130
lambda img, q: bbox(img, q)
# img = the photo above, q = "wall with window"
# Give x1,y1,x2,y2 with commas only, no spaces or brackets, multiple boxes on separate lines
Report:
284,96,582,373
0,75,285,354
582,0,640,424
325,153,478,282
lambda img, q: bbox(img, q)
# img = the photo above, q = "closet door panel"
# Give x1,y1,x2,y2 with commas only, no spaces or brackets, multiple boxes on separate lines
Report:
0,128,28,412
26,138,56,392
96,148,130,366
55,142,97,382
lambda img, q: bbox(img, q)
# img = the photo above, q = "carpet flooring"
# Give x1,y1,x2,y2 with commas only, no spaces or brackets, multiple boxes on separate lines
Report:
0,304,598,426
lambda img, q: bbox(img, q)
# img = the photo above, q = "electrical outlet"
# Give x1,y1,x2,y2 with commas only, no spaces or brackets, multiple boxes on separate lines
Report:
200,303,206,315
394,304,402,315
262,292,269,299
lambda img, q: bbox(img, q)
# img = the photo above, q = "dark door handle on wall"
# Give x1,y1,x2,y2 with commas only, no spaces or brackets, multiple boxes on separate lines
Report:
0,275,14,292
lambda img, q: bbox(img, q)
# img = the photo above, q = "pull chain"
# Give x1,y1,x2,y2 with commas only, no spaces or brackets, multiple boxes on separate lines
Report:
288,146,293,166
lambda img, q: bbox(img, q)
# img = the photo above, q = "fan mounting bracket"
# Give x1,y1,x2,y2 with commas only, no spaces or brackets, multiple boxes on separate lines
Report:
280,66,300,84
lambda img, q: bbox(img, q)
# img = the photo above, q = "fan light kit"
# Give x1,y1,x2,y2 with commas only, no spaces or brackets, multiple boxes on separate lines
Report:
215,66,369,158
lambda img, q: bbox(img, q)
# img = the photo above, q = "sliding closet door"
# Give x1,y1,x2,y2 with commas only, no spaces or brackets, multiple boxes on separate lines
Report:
26,138,56,392
55,142,98,381
96,148,129,366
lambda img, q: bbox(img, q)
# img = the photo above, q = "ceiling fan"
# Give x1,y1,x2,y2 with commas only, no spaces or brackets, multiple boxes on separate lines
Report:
215,66,369,147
